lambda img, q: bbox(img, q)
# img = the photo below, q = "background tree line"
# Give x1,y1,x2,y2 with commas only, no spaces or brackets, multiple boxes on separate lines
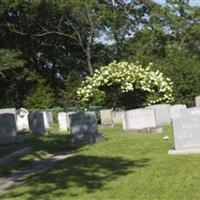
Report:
0,0,200,108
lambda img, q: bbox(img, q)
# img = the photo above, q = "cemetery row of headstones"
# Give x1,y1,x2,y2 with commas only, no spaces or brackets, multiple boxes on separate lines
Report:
0,108,103,145
0,108,54,144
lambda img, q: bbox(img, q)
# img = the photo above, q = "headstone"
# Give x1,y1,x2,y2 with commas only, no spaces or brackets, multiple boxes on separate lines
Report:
145,104,171,126
100,109,113,126
58,112,68,131
187,107,200,116
169,115,200,154
42,112,49,129
66,112,75,130
46,111,53,124
0,113,19,144
122,108,158,131
16,108,29,131
0,108,16,114
170,104,187,120
112,111,123,124
28,112,47,136
195,96,200,106
69,112,103,145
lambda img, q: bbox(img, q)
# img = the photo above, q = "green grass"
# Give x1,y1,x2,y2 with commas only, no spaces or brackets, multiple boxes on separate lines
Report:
2,125,200,200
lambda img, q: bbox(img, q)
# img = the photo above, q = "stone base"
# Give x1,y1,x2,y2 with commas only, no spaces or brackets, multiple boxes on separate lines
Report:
124,127,163,133
168,148,200,155
69,132,104,146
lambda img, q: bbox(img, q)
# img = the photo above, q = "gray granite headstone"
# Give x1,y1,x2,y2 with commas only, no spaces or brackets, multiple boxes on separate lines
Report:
145,104,171,126
0,113,19,144
122,108,158,132
69,112,103,145
170,104,187,120
28,112,47,136
169,115,200,154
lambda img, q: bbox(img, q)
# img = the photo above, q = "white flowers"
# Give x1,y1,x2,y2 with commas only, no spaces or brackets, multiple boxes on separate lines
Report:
77,61,174,105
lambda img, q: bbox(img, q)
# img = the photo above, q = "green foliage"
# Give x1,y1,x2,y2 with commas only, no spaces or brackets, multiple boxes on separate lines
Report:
23,79,55,109
0,49,25,74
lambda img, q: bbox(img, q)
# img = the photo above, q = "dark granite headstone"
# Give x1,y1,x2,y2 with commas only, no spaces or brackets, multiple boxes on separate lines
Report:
69,112,103,145
0,113,20,144
28,112,47,136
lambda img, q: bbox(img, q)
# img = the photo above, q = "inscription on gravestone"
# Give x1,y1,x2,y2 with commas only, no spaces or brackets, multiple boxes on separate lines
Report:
169,115,200,154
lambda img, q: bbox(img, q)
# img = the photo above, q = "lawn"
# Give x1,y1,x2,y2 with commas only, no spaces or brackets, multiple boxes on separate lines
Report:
2,125,200,200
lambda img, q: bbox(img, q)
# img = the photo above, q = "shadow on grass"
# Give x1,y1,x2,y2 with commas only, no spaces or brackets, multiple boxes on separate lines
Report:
4,155,149,199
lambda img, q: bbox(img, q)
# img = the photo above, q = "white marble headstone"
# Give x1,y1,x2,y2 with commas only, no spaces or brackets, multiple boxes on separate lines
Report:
122,108,157,131
100,109,113,126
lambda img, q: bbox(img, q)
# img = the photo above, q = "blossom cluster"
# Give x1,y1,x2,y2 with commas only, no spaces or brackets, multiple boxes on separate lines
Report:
77,61,174,105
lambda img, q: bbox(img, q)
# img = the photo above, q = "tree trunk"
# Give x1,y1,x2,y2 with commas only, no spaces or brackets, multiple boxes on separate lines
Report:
86,31,94,75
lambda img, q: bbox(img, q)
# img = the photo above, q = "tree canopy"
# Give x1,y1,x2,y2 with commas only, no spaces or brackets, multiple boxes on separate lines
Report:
0,0,200,108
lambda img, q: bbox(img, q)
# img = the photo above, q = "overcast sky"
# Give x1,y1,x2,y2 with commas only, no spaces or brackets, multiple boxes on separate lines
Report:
154,0,200,6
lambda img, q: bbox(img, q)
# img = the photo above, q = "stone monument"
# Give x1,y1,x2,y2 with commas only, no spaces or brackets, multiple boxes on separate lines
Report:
28,112,47,136
69,112,103,145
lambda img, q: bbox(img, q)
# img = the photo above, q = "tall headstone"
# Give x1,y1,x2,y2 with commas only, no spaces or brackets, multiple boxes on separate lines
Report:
100,109,113,126
0,113,18,144
42,112,49,129
195,96,200,107
58,112,68,131
28,112,47,136
122,108,157,131
69,112,103,145
170,104,187,120
16,108,29,131
169,115,200,154
46,111,53,124
145,104,171,126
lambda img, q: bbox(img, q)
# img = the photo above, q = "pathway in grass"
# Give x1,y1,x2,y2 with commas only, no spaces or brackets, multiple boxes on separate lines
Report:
0,152,72,195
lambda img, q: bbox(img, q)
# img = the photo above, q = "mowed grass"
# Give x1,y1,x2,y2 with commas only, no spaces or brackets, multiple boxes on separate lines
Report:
2,125,200,200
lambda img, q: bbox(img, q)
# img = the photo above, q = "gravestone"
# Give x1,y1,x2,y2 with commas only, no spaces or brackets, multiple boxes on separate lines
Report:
145,104,171,126
122,108,158,132
195,96,200,107
0,113,19,144
16,108,29,131
100,109,113,126
46,111,53,124
169,115,200,154
170,104,187,120
42,112,49,129
58,112,68,131
66,112,75,130
112,111,123,124
187,107,200,116
0,108,16,114
69,112,103,145
28,112,47,136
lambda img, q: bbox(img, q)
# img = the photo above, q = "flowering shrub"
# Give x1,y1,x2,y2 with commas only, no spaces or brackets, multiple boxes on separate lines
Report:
77,61,174,106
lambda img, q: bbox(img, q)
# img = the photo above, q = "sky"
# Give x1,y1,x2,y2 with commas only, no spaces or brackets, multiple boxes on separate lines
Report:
154,0,200,6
